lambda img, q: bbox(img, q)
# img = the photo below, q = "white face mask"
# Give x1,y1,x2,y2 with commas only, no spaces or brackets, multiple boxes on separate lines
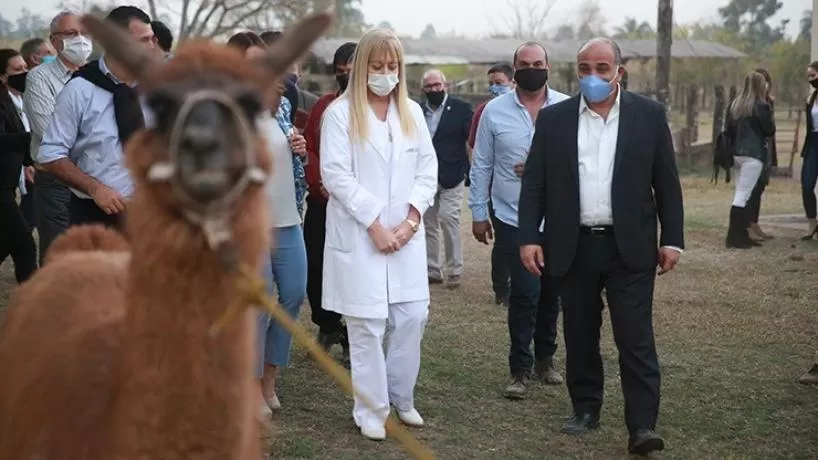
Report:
61,35,93,66
367,73,399,97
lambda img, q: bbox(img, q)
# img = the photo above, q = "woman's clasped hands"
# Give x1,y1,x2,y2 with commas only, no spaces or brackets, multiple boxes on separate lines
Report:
367,220,414,254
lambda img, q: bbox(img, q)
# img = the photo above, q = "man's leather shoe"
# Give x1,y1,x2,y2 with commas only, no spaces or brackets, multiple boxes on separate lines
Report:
628,429,665,455
560,413,599,435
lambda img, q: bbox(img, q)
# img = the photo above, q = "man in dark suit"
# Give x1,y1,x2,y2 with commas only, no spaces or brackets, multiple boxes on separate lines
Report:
420,69,473,287
518,37,684,455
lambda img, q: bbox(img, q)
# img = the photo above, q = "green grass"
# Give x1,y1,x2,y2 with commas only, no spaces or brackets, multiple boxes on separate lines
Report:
2,175,817,459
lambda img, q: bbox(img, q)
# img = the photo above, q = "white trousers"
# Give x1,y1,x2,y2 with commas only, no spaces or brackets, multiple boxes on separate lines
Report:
424,181,465,279
732,156,764,207
344,300,429,430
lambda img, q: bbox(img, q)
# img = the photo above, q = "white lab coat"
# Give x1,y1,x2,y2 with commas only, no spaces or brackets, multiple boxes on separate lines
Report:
319,96,438,319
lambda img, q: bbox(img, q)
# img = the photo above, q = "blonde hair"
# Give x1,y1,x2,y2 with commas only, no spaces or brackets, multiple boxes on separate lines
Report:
729,71,768,119
344,29,416,143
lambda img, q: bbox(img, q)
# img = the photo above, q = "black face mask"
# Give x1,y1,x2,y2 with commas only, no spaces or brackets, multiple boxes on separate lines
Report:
336,73,349,92
425,90,445,107
514,68,548,92
5,72,27,93
810,78,818,89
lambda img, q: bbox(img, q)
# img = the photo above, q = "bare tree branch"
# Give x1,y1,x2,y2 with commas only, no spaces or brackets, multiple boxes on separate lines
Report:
489,0,559,40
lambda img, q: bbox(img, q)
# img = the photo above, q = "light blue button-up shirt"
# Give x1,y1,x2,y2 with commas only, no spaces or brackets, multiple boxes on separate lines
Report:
424,93,448,138
468,87,569,227
37,58,142,199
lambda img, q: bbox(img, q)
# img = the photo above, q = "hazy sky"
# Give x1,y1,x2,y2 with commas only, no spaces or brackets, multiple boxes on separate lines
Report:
0,0,811,38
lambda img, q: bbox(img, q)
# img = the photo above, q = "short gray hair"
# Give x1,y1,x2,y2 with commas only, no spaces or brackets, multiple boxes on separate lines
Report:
20,38,46,59
421,69,446,83
49,9,81,34
577,37,623,66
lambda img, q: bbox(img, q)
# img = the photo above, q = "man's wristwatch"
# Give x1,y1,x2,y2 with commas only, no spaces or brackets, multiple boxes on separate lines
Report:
406,219,419,233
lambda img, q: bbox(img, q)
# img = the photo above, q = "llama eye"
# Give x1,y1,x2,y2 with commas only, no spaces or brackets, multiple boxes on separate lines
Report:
234,91,262,120
147,90,178,121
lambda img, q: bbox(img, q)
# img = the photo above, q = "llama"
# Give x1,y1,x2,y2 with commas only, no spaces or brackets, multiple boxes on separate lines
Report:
0,12,332,460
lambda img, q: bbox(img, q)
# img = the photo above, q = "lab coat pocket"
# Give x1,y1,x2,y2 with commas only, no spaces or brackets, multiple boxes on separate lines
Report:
325,203,355,253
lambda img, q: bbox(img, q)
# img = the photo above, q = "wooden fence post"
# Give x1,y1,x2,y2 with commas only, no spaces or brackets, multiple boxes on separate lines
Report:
712,85,725,143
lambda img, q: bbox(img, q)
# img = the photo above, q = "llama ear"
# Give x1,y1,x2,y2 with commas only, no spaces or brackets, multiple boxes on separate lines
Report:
80,14,161,83
256,12,334,78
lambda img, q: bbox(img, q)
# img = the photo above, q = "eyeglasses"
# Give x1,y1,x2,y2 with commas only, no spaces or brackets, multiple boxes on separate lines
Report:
422,82,444,91
52,30,85,38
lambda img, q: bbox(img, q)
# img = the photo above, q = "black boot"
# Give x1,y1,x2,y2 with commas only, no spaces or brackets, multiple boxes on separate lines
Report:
725,206,758,249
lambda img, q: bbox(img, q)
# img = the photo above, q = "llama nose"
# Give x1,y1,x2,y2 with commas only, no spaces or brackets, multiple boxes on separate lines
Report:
179,125,220,155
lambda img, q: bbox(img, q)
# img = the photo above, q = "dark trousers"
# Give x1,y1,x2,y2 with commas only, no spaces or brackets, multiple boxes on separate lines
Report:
303,199,342,334
489,201,510,299
557,229,660,434
802,150,818,219
19,181,36,231
34,170,71,264
0,191,38,283
69,194,124,229
492,216,559,378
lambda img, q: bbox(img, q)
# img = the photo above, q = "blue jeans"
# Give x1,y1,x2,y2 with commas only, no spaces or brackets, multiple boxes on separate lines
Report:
802,148,818,219
255,224,308,376
492,217,560,378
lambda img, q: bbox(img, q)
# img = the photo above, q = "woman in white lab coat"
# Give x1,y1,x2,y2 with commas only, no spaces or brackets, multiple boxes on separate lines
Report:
319,28,438,441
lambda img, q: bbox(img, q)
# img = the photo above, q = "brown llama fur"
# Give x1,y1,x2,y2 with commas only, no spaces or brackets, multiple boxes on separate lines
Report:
0,12,332,460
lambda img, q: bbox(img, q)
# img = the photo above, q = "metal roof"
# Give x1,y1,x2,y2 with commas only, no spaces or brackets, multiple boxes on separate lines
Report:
309,37,745,66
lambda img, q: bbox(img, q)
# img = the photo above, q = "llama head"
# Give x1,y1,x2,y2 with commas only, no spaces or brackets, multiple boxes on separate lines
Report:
80,13,332,261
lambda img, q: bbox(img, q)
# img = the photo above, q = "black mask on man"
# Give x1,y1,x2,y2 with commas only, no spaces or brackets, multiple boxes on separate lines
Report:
5,72,27,93
514,68,548,92
425,90,445,107
336,73,349,92
810,78,818,89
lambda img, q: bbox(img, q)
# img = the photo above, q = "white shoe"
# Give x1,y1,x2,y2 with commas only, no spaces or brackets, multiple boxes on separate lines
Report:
264,392,281,411
259,402,273,420
360,425,386,441
397,408,424,427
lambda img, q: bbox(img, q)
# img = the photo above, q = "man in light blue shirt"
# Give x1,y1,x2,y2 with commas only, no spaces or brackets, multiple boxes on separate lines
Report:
469,41,568,400
37,6,156,230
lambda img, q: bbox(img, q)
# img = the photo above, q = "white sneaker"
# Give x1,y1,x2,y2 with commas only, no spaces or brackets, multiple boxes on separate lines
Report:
397,408,424,427
259,402,273,420
360,425,386,441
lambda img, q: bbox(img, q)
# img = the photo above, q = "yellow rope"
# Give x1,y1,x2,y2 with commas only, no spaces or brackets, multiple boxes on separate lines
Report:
211,264,436,460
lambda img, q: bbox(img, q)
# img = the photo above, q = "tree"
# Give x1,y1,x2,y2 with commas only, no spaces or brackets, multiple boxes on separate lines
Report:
0,13,15,38
613,17,654,39
799,9,812,42
655,0,673,122
573,0,607,40
15,8,48,38
492,0,558,40
717,0,787,52
420,23,437,39
143,0,366,41
376,21,395,31
551,24,576,41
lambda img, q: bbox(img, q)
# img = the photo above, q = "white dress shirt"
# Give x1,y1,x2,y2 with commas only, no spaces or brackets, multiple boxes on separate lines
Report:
9,90,30,195
577,87,682,253
577,89,620,226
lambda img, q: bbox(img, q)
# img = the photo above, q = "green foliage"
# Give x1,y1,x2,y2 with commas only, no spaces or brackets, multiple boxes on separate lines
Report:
717,0,787,52
612,17,655,39
762,39,811,104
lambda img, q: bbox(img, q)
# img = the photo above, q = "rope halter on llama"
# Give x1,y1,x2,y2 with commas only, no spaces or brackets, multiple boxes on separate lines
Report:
145,89,268,267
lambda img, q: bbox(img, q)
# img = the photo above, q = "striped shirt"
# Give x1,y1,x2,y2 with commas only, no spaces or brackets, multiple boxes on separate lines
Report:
23,57,74,163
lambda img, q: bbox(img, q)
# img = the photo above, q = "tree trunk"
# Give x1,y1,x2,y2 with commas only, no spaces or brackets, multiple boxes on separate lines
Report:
655,0,673,125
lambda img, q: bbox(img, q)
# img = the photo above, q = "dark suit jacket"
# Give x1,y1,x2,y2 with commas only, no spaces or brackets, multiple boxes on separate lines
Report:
0,88,32,192
801,90,818,158
518,91,685,276
425,95,473,189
